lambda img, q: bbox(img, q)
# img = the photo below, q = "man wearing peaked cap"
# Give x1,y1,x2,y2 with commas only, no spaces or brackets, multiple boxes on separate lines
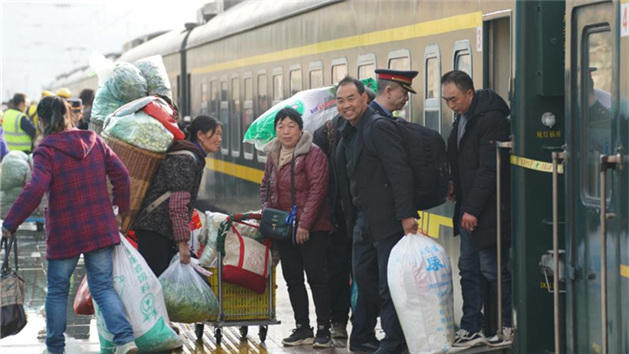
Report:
370,69,418,119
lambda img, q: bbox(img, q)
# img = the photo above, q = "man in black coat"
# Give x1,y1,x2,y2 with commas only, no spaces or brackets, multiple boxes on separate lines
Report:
441,70,512,347
335,76,418,354
369,69,418,120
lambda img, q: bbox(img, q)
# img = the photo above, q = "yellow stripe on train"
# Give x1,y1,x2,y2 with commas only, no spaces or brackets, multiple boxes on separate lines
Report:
511,155,564,174
190,12,482,75
204,157,454,239
621,264,629,279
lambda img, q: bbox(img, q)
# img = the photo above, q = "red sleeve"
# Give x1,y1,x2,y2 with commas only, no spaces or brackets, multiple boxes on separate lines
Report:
102,140,130,213
169,191,191,243
298,148,328,230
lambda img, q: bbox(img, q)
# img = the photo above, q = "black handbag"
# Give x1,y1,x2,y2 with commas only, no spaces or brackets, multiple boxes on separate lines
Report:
260,152,297,242
1,233,27,339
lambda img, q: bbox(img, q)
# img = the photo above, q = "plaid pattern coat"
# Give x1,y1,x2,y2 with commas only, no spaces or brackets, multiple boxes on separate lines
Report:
2,129,130,260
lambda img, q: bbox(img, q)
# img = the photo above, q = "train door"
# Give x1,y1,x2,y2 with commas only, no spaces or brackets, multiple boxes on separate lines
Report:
567,2,623,353
484,14,511,104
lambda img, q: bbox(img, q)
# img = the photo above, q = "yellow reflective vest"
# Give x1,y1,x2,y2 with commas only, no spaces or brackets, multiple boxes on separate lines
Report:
2,109,33,152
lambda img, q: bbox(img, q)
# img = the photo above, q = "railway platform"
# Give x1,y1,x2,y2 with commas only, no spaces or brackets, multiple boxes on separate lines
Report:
0,222,512,354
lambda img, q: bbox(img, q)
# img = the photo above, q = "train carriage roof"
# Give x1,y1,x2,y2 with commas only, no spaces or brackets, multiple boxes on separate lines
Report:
118,29,189,63
186,0,343,50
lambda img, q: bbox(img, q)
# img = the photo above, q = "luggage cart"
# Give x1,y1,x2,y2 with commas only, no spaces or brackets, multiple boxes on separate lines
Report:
195,213,280,345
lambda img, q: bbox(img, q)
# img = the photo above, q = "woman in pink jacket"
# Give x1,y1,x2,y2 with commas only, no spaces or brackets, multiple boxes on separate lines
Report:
1,96,137,354
260,107,332,348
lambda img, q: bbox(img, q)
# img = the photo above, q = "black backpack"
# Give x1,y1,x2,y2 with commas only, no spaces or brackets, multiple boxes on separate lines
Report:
366,115,449,210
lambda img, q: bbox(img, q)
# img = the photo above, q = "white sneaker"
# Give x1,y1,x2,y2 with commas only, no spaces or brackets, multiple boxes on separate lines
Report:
488,327,514,347
114,341,138,354
453,329,488,347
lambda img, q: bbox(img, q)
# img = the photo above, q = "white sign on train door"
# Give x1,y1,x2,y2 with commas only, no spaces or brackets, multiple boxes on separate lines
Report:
622,3,629,37
476,26,483,51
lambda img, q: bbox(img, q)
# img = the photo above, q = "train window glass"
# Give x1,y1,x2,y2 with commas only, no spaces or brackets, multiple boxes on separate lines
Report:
290,66,302,96
583,27,612,202
273,69,283,104
210,80,218,118
357,53,377,80
388,49,411,121
309,61,324,89
331,58,348,85
231,77,241,157
220,80,229,155
201,82,208,115
453,40,472,77
424,44,441,132
257,72,268,162
243,76,254,159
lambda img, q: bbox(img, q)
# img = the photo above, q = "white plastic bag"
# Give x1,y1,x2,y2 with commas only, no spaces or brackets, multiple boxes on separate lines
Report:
158,255,218,323
94,236,181,353
388,233,455,353
134,55,172,99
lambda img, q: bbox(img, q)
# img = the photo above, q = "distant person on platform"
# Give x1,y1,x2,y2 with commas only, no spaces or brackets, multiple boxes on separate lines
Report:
2,93,36,153
79,89,95,129
370,69,418,120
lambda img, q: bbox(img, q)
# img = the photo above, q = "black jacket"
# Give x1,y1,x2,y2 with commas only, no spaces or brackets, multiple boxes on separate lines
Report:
313,115,344,227
447,89,511,252
335,107,417,241
369,100,393,119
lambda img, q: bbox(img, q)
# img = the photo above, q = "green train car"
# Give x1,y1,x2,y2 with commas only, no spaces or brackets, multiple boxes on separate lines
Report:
53,1,629,352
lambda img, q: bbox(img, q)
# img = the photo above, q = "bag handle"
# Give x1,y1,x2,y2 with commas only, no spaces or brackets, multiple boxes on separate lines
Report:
1,233,18,273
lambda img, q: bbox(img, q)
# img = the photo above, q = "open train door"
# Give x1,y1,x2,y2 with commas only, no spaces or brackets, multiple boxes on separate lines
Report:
565,1,625,353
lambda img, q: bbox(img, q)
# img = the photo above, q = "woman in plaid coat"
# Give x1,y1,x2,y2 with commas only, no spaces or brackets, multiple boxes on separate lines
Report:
1,96,138,354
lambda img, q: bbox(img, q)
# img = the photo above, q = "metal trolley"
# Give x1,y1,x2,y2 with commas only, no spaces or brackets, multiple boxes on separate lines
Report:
195,213,280,345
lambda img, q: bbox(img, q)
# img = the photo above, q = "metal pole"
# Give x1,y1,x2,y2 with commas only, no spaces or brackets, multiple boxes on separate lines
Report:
600,160,607,354
552,151,564,354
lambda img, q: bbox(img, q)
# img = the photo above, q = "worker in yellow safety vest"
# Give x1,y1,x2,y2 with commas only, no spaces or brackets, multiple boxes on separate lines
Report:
2,93,36,153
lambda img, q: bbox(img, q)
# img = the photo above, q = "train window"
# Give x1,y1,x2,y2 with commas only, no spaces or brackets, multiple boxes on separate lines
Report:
220,79,229,155
331,58,348,85
309,61,323,89
210,80,218,118
257,71,269,162
231,76,241,157
289,65,302,96
424,44,442,132
273,67,283,104
387,49,412,121
201,81,208,115
582,26,612,202
453,40,472,77
357,53,377,80
243,75,254,160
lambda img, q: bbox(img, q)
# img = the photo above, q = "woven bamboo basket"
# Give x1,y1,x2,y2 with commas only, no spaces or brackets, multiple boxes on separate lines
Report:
88,121,103,135
102,134,165,232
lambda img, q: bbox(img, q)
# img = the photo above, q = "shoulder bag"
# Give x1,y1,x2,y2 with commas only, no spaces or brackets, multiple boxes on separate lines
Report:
259,151,297,242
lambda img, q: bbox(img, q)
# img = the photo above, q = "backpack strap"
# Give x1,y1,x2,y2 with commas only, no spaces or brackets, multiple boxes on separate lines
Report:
167,150,198,161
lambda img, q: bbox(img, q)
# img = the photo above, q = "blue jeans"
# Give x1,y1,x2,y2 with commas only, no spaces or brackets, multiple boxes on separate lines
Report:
46,246,134,354
458,227,512,333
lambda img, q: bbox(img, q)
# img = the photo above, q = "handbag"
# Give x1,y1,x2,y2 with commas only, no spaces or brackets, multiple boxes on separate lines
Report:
0,234,27,339
73,276,94,315
259,151,297,242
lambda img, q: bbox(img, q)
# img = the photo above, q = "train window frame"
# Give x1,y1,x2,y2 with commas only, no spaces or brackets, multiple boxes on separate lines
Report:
423,44,442,132
201,78,208,116
272,67,284,105
357,53,377,80
230,75,241,158
243,73,254,160
330,57,348,85
580,24,613,206
256,70,268,163
210,78,219,119
309,61,324,89
387,49,413,122
452,40,473,77
220,77,229,156
289,64,302,96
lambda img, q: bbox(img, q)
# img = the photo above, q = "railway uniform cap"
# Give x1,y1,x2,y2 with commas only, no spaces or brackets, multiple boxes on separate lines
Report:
375,69,419,94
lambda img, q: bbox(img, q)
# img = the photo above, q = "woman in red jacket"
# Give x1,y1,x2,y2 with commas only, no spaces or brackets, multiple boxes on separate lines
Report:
1,96,137,354
260,107,332,348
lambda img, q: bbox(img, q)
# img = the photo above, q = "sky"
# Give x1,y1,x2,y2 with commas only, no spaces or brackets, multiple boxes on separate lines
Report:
1,0,209,103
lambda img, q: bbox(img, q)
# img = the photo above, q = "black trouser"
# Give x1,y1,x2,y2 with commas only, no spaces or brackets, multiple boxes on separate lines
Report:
277,231,330,329
326,222,351,326
136,229,177,278
352,211,405,353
